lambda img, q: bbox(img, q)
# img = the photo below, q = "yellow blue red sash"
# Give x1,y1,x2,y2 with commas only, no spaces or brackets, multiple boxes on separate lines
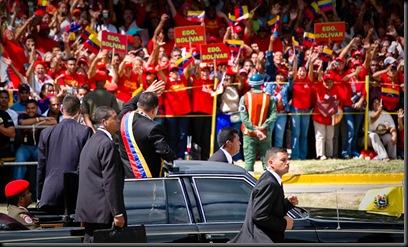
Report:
120,111,152,178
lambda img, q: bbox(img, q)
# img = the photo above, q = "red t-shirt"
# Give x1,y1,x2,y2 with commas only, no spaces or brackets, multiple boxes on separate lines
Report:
204,17,227,37
312,82,342,125
379,73,401,111
341,73,367,107
164,74,191,115
191,76,213,115
251,34,271,54
293,75,312,110
58,71,84,87
116,72,141,102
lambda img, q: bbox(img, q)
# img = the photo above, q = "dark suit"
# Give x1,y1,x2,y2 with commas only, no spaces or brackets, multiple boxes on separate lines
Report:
119,112,174,178
208,149,229,163
230,171,294,243
75,130,126,241
37,119,93,213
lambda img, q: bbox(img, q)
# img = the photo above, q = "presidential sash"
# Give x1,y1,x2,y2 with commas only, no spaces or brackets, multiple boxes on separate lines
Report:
120,111,152,178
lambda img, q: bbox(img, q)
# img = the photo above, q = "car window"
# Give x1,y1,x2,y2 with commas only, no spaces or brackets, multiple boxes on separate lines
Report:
193,177,253,222
124,178,190,225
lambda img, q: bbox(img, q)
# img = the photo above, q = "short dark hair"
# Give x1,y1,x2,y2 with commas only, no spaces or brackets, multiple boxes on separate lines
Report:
137,92,158,111
78,84,90,92
25,99,38,107
66,56,77,63
62,95,81,115
6,191,26,206
265,147,288,160
0,89,9,99
217,127,239,147
94,106,114,126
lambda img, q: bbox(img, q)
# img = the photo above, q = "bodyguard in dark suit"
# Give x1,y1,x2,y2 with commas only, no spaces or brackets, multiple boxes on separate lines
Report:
230,147,298,243
208,127,241,164
119,92,174,178
75,106,126,243
37,95,93,214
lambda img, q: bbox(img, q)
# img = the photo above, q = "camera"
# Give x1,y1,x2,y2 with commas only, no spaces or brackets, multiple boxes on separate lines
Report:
98,10,110,19
333,61,339,67
351,93,361,104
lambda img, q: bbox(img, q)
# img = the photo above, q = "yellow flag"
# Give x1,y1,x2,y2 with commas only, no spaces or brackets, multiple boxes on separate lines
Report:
358,186,404,217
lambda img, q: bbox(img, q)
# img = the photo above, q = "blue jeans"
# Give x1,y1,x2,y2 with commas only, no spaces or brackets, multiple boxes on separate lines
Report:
14,145,38,179
342,106,364,157
270,114,287,147
165,117,190,159
290,107,311,160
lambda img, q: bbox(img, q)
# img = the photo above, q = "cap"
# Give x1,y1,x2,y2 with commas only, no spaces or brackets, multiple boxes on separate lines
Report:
72,9,82,16
18,84,30,92
239,68,248,75
350,60,361,68
180,2,191,10
96,62,107,70
127,35,134,45
199,63,210,70
233,25,243,33
34,9,46,17
149,12,160,20
93,71,108,81
248,73,264,87
78,57,88,66
5,180,30,197
226,66,236,75
34,61,45,68
124,61,133,69
66,22,82,33
106,82,118,92
145,65,157,73
352,50,363,57
295,28,304,34
384,56,397,66
334,57,344,63
168,64,179,72
323,72,335,81
276,68,288,77
40,22,50,30
207,36,217,43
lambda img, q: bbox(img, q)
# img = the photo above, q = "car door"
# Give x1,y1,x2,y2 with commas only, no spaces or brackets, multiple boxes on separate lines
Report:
191,176,254,243
124,178,200,243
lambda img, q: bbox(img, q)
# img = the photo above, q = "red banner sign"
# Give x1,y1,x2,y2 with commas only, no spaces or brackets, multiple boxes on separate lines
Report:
314,22,346,44
174,26,206,48
200,43,229,63
100,31,128,54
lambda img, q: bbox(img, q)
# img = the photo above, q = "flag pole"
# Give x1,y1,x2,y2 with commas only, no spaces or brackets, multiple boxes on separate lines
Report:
210,58,219,156
364,75,369,150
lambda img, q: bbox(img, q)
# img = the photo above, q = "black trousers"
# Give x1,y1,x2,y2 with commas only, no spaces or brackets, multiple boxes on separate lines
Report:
83,222,111,243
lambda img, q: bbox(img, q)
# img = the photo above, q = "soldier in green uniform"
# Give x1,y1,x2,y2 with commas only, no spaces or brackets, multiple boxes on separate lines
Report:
5,179,41,230
239,74,277,174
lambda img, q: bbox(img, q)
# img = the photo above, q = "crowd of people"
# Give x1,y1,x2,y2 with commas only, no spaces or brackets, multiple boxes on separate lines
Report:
0,0,405,203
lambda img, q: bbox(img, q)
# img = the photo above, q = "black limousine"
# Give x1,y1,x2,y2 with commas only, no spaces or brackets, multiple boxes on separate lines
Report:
0,160,404,243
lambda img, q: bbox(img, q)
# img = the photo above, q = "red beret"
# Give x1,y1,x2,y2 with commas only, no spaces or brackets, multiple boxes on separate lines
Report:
5,180,29,197
334,57,344,63
239,68,248,74
93,71,108,81
72,9,82,16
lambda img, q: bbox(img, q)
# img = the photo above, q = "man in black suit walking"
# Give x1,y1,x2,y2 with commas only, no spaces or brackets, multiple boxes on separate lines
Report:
75,106,126,243
230,147,298,243
208,127,241,164
119,92,174,178
37,95,93,214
